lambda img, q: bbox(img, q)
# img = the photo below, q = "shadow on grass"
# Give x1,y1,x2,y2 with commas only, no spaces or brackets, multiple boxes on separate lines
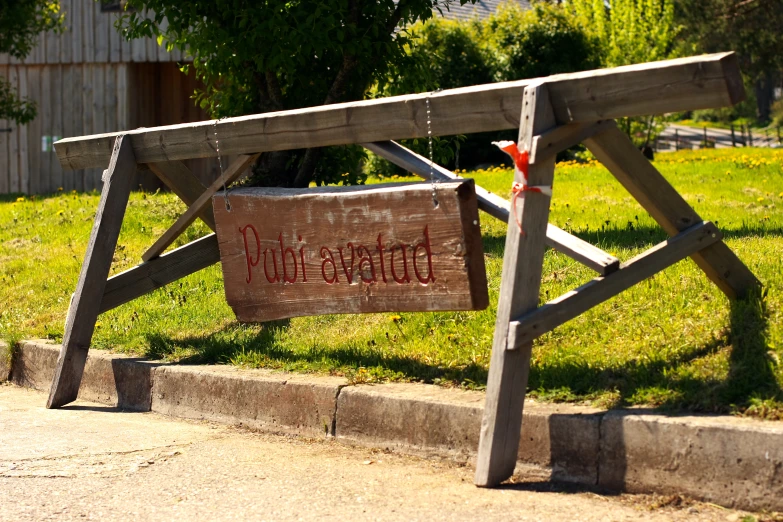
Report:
140,293,779,415
142,320,489,387
528,290,781,414
481,224,783,257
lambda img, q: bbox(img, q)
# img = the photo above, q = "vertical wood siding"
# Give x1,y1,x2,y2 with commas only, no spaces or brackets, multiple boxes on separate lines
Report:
0,1,201,194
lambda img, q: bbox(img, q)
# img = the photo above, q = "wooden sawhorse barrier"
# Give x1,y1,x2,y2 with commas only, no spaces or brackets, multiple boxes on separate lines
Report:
49,52,759,487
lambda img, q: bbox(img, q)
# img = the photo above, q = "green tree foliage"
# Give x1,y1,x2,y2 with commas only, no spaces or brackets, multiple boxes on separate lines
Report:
675,0,783,123
121,0,476,187
568,0,679,148
570,0,677,67
369,2,601,175
482,1,601,81
0,0,62,124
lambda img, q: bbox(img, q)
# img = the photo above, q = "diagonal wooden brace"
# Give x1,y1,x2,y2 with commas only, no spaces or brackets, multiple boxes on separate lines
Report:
363,140,619,276
47,135,137,409
584,124,760,299
507,221,722,348
148,160,217,230
142,153,260,262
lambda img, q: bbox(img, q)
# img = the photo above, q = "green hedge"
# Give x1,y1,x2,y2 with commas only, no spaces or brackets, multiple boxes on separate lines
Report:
367,2,601,177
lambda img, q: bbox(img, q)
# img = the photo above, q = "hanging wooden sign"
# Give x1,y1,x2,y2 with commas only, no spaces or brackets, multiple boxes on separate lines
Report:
213,180,488,322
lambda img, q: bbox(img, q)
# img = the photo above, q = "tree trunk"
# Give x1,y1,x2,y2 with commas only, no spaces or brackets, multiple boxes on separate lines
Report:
755,71,777,124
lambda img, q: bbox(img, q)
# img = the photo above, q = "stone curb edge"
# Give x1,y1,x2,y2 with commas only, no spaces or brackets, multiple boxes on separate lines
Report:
3,339,781,512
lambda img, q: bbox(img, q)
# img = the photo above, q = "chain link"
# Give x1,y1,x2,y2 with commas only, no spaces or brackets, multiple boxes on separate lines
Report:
213,118,231,211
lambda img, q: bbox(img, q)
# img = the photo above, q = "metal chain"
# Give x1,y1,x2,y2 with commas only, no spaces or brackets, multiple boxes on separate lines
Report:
213,118,231,211
426,93,439,207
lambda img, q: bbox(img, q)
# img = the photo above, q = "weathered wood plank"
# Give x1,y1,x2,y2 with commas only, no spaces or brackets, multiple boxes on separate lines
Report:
80,64,93,191
18,66,29,193
109,13,121,63
0,67,8,194
40,66,52,192
214,181,488,321
54,53,744,170
100,233,221,313
529,120,614,164
71,0,82,64
81,0,94,64
141,153,258,261
508,221,722,348
60,0,72,63
8,66,19,193
47,135,137,409
584,124,761,299
61,65,74,191
131,34,146,62
475,82,557,487
147,160,216,229
51,65,64,191
363,140,619,275
94,1,109,63
26,66,41,193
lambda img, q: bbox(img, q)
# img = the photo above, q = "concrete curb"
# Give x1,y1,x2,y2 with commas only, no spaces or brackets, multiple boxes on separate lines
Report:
6,340,783,512
0,340,10,382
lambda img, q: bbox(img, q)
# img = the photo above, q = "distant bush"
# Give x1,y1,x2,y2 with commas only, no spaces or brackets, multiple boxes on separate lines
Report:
366,2,601,177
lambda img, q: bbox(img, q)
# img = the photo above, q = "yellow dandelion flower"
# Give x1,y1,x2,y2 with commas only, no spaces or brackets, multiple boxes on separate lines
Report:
57,210,64,216
15,196,25,202
390,315,401,322
757,197,764,202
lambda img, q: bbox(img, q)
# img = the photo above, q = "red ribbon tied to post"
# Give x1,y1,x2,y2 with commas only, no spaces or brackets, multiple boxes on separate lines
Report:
492,140,552,235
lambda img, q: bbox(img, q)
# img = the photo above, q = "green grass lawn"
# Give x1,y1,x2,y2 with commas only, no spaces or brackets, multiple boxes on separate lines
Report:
2,148,782,418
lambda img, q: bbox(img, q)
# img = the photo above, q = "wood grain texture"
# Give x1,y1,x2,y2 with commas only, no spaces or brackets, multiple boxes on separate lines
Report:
18,67,29,193
54,53,744,170
93,0,108,63
508,221,722,348
100,233,221,313
148,160,216,229
214,181,488,322
363,140,619,275
529,120,614,164
584,124,760,299
141,153,258,261
475,82,557,487
8,67,19,193
47,135,136,409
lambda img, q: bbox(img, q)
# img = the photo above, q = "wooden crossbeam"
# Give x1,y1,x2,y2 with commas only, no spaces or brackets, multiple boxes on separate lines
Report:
507,221,722,349
54,53,743,170
100,234,221,314
529,120,614,164
584,125,760,299
142,153,259,262
362,140,620,276
148,160,216,230
47,136,137,409
475,82,558,487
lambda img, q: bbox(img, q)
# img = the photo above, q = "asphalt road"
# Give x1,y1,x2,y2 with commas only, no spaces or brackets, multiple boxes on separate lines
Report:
658,123,781,150
0,384,755,521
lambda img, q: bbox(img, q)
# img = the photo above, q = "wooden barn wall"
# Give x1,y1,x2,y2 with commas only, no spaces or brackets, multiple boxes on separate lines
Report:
0,62,211,195
0,0,183,65
128,63,213,189
0,63,129,194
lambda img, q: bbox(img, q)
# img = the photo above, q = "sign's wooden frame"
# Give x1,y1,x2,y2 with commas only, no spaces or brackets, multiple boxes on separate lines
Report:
48,52,759,488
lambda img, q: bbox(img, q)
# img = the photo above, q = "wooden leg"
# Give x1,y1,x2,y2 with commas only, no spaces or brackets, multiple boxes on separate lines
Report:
584,125,760,299
475,82,558,486
47,136,137,409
